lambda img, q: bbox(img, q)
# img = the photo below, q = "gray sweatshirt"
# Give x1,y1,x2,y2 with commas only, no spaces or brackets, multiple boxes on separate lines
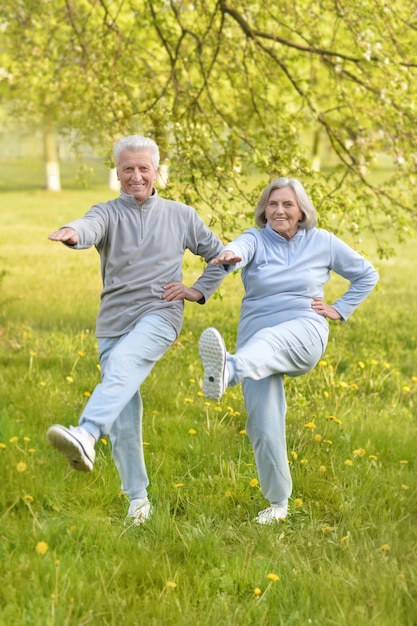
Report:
64,189,225,338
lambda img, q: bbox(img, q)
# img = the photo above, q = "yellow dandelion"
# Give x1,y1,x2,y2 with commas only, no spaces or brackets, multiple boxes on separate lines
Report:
96,363,101,372
368,455,378,461
143,441,150,446
0,442,6,449
16,462,27,473
247,463,253,467
321,526,332,532
39,381,46,386
369,359,378,366
204,401,211,407
225,490,232,497
299,458,308,465
36,541,49,555
23,437,30,442
253,587,262,597
100,438,108,445
323,390,329,398
214,406,222,412
358,361,365,369
188,428,196,435
66,376,74,383
319,466,326,473
318,360,327,367
323,439,333,445
189,378,195,384
340,535,349,544
383,362,390,369
412,376,417,383
197,391,204,397
29,350,36,357
239,429,247,435
83,391,91,398
166,581,177,589
344,459,353,467
23,495,34,502
339,381,349,389
380,544,390,552
184,398,194,404
55,559,60,567
314,434,322,442
249,478,259,487
353,448,366,457
174,483,184,488
399,460,408,465
77,351,85,357
290,450,298,460
326,415,336,422
304,421,316,429
402,385,410,392
401,484,409,490
266,573,279,582
9,436,19,444
294,498,303,508
350,383,359,390
28,448,36,454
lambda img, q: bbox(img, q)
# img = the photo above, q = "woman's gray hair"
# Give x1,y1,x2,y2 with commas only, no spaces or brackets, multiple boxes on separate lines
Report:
254,177,318,230
113,135,160,170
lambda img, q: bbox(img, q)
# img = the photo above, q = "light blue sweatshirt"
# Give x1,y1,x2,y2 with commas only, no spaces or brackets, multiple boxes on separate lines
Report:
63,189,225,338
223,225,379,348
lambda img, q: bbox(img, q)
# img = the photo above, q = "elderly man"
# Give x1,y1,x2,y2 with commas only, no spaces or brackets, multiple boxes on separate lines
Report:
47,135,225,526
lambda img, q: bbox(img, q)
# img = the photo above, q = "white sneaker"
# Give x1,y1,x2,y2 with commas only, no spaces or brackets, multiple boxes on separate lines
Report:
199,327,228,401
255,504,288,525
46,424,96,472
125,498,152,526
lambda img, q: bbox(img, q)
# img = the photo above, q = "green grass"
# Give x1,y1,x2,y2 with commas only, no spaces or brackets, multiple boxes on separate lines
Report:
0,177,416,626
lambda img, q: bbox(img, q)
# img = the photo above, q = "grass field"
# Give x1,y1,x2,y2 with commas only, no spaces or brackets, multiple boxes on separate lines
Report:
0,166,416,625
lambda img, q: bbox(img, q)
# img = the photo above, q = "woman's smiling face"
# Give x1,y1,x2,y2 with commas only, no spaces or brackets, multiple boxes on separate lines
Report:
265,186,304,240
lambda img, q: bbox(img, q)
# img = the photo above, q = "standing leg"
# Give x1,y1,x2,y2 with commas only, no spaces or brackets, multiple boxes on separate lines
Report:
95,338,149,501
243,374,291,506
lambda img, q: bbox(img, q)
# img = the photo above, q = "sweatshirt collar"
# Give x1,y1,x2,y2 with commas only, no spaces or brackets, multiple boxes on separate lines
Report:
264,223,306,242
119,188,159,209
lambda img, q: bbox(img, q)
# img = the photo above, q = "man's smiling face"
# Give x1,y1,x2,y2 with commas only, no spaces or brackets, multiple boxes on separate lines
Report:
117,150,157,204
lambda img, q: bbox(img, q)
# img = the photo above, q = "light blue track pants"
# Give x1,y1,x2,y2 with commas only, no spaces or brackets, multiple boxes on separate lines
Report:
227,318,328,505
79,314,177,500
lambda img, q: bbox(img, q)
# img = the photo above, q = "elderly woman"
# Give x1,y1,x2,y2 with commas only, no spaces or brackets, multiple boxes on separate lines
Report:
199,177,378,525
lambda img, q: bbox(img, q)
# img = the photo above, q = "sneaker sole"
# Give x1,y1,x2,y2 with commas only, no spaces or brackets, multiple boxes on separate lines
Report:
255,508,288,525
47,425,94,472
199,328,227,401
255,515,287,525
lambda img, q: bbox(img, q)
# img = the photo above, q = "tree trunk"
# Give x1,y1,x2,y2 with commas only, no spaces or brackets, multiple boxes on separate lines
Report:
108,167,120,191
43,123,61,191
311,128,321,172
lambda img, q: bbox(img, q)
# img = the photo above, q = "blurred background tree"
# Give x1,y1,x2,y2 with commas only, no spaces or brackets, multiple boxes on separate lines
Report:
1,0,416,253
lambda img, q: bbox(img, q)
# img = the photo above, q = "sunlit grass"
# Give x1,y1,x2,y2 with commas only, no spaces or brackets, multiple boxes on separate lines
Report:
0,183,416,625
